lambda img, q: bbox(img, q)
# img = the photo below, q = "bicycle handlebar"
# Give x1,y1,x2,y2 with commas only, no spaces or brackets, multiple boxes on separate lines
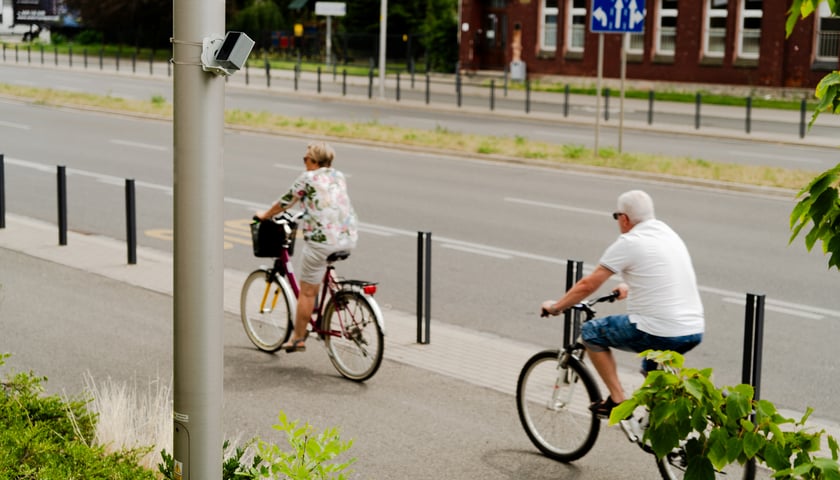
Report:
540,289,620,318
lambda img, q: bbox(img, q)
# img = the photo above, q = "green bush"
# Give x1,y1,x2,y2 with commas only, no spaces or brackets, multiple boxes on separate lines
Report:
76,30,105,46
0,354,155,479
158,411,355,480
612,351,840,479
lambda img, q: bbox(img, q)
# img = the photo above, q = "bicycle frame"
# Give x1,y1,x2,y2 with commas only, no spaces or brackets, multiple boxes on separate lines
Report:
259,240,382,339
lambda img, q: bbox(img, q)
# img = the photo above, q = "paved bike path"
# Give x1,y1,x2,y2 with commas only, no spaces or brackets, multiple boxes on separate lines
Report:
0,213,834,477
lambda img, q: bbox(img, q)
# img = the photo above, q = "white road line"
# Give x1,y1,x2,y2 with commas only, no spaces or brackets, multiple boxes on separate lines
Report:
441,243,512,259
505,197,612,217
7,157,840,321
0,120,31,130
721,297,824,320
110,139,168,151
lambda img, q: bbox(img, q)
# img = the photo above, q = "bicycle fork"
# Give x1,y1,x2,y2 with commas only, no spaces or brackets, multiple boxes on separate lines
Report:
548,350,577,410
260,281,280,314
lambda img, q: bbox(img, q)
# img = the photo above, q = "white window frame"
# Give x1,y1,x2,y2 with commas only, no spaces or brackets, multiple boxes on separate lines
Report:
655,0,678,55
567,0,587,52
627,31,645,54
737,0,762,59
540,0,559,52
704,0,728,57
816,2,840,62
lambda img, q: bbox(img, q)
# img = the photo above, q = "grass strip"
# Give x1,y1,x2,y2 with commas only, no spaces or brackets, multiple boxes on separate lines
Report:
0,82,818,191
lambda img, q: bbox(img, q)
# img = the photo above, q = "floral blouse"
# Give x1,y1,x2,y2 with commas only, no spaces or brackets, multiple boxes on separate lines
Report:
278,167,358,248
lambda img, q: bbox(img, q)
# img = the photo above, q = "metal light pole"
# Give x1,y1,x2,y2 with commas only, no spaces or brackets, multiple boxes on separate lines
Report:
172,0,225,477
378,0,387,99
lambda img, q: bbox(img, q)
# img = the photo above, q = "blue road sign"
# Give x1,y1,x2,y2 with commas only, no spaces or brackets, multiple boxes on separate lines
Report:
590,0,646,34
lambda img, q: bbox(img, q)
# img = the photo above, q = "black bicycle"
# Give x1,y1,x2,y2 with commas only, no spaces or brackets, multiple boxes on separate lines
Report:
515,293,757,479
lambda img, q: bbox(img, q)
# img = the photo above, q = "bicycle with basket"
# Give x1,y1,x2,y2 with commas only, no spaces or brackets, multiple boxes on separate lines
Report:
240,211,385,382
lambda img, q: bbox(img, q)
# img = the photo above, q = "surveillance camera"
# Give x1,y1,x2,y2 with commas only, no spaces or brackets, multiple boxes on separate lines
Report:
201,31,254,76
215,31,255,71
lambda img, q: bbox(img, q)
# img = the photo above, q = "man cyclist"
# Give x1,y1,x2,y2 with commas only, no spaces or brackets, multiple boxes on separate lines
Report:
541,190,704,418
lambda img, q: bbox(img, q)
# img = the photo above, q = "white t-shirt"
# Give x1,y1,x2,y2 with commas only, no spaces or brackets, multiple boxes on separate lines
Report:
599,219,704,337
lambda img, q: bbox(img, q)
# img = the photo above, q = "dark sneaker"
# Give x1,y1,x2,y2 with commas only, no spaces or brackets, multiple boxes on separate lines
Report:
589,396,619,418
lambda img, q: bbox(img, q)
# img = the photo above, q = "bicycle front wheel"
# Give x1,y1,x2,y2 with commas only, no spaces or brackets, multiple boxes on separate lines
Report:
240,269,293,352
516,349,602,462
323,291,384,382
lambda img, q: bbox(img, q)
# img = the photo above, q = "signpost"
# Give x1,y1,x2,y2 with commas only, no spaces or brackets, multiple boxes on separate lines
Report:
589,0,645,155
315,2,345,66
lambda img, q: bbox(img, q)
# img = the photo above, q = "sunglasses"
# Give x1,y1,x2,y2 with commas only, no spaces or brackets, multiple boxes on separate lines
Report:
612,212,626,220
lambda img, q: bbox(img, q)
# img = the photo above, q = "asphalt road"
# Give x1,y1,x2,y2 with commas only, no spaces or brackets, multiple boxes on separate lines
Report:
1,62,839,170
1,64,839,428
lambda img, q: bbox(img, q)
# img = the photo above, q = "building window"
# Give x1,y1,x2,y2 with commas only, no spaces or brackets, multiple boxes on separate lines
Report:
817,2,840,62
656,0,678,55
738,0,762,59
628,32,645,54
567,0,587,52
541,0,558,51
704,0,728,57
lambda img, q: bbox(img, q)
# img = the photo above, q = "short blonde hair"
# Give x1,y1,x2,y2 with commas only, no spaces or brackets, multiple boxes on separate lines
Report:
306,141,335,168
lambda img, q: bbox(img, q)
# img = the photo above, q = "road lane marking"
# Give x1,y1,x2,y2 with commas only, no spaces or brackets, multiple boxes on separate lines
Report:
505,197,612,217
110,139,168,151
0,120,31,130
8,156,840,322
441,243,512,259
721,297,824,320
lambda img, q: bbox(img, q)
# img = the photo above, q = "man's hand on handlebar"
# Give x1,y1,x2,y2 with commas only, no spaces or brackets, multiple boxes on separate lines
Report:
613,282,629,301
540,284,627,317
540,300,562,317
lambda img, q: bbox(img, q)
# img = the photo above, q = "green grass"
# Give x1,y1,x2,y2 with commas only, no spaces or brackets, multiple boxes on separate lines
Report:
0,82,821,191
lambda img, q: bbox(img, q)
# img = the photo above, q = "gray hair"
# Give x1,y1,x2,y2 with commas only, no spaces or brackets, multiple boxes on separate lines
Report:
617,190,655,224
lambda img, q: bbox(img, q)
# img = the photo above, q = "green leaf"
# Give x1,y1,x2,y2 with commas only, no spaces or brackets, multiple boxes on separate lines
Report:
724,385,753,420
786,0,806,37
650,423,681,459
765,441,791,471
610,399,638,425
708,428,729,469
743,430,765,458
685,455,715,480
684,377,705,400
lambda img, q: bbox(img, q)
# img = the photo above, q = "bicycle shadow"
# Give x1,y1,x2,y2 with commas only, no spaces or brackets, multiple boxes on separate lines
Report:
223,341,374,395
481,448,585,479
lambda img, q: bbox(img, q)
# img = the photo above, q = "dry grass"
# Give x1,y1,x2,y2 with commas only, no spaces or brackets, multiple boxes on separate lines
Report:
1,83,820,190
80,372,172,471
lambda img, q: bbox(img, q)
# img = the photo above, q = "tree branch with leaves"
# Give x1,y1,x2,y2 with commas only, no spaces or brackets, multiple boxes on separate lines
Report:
787,0,840,270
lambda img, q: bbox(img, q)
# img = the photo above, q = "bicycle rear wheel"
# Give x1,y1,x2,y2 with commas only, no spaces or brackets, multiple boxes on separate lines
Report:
240,269,293,352
657,444,758,479
323,290,384,382
516,349,602,462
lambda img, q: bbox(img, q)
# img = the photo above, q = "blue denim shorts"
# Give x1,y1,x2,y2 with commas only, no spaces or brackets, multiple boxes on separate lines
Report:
580,314,702,372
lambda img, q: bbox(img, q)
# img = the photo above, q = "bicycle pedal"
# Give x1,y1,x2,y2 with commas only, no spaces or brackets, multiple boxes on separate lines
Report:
619,418,642,443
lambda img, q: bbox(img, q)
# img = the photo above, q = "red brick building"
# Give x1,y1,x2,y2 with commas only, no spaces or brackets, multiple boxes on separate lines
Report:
458,0,840,88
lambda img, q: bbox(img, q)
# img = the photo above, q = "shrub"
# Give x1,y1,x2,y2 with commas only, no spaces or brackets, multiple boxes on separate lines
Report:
611,351,840,479
0,354,155,479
